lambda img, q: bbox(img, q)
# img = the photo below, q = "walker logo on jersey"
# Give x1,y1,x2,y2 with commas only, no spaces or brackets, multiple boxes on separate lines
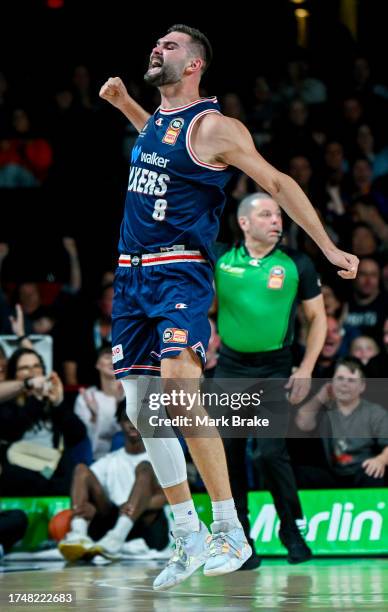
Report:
155,118,164,126
175,303,188,309
162,117,184,145
267,266,285,289
131,145,142,164
140,151,170,168
112,344,124,364
163,328,188,343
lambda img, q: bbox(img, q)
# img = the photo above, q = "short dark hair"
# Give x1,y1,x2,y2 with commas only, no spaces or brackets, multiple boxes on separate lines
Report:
166,24,213,73
334,357,365,379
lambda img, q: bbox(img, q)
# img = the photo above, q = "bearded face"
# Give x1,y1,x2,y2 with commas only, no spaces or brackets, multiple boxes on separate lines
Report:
144,52,187,87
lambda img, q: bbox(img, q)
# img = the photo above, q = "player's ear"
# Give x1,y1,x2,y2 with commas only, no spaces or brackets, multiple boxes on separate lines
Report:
187,58,203,75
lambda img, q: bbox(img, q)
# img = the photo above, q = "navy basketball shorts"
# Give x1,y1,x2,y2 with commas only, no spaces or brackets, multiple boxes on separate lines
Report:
111,251,214,378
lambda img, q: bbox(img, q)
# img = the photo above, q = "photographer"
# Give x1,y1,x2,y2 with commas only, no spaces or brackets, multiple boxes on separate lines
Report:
0,348,87,496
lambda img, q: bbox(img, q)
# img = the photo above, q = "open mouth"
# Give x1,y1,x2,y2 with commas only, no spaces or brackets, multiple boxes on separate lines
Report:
149,57,163,69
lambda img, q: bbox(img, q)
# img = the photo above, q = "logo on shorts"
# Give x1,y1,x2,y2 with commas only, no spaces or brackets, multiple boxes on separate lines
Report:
267,266,285,289
162,117,184,145
163,328,188,343
112,344,124,364
175,303,188,309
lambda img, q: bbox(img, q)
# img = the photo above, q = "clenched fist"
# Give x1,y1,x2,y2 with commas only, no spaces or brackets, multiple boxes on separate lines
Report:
99,77,129,109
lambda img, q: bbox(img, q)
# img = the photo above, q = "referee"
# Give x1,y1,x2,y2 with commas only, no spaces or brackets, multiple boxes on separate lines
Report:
214,192,327,568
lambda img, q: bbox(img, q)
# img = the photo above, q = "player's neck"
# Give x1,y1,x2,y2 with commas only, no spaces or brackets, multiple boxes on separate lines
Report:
159,82,201,109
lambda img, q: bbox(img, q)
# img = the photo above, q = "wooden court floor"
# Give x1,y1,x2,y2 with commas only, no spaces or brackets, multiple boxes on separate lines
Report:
1,558,388,612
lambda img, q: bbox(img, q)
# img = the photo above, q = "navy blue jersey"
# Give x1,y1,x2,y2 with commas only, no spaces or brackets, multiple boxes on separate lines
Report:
118,97,233,263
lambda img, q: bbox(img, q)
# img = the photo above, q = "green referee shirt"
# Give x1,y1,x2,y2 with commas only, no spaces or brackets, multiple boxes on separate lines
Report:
215,243,321,352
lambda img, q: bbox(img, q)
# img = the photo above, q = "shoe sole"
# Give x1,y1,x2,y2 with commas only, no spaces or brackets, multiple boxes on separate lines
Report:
287,552,313,564
153,554,207,591
204,545,253,577
90,545,121,561
59,543,96,562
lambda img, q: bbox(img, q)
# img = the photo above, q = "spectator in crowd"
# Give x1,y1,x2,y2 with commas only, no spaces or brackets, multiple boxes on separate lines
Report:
354,124,388,180
313,316,351,378
351,223,379,258
275,60,327,106
345,257,388,341
351,197,388,246
0,348,87,496
0,108,53,187
59,403,168,561
247,76,277,147
350,335,380,366
271,100,321,165
72,65,97,111
295,358,388,488
364,317,388,377
74,347,123,460
338,97,365,152
349,158,388,220
221,92,247,123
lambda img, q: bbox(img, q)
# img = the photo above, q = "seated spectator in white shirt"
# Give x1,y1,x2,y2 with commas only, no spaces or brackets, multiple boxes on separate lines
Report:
59,403,168,560
74,347,123,459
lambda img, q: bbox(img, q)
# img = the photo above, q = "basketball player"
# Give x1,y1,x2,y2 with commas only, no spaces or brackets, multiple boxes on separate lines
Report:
99,24,359,590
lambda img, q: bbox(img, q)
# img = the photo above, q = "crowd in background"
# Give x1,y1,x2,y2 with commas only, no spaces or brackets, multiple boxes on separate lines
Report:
1,52,388,506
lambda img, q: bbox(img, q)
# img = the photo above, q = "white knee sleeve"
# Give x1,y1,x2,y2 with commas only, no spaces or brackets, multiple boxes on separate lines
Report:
121,377,141,427
121,377,187,488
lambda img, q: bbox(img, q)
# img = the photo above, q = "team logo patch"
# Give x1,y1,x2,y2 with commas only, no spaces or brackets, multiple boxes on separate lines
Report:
112,344,124,364
162,117,184,145
155,118,164,126
267,266,285,289
163,328,188,343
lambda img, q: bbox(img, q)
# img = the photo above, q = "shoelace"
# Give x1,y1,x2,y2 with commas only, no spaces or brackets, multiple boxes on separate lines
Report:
208,532,240,557
168,536,189,568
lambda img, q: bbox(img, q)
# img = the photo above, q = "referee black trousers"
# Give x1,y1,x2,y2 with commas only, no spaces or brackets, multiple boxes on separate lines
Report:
215,344,303,537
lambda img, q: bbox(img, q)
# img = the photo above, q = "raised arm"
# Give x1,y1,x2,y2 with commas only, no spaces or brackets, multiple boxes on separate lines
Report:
99,77,151,132
193,114,359,279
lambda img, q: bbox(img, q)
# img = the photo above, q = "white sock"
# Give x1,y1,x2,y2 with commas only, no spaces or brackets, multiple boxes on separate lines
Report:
211,499,241,530
109,515,134,541
171,499,200,534
71,517,88,536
